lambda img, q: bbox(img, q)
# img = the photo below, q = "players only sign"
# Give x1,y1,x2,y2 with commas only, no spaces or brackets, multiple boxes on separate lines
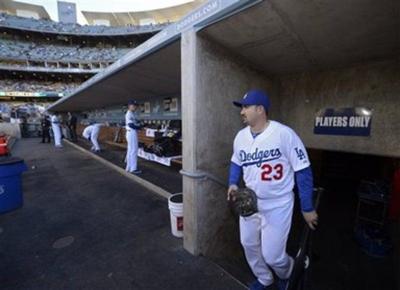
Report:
314,107,372,136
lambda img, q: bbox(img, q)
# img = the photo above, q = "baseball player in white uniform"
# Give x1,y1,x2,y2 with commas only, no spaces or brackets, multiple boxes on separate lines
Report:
227,90,318,290
125,100,142,174
51,112,62,148
82,123,107,152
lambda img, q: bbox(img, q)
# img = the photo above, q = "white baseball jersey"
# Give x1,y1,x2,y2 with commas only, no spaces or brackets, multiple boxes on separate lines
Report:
125,110,141,130
50,115,62,147
82,124,102,139
125,111,140,172
231,120,310,201
51,115,60,125
82,125,92,139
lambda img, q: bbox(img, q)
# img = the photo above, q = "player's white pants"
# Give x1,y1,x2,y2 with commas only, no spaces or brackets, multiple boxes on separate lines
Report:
240,195,294,286
125,129,138,172
90,127,100,151
51,124,62,147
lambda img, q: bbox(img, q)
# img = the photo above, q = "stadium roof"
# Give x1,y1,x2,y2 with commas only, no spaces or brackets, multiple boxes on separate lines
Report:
82,1,206,26
0,0,50,19
49,0,400,112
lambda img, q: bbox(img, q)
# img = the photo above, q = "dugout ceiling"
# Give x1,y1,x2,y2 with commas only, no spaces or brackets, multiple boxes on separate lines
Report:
200,0,399,75
49,40,181,112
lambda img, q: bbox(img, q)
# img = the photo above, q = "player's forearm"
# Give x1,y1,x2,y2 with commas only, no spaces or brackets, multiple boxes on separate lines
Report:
133,119,142,126
229,162,242,186
295,166,314,212
127,123,141,130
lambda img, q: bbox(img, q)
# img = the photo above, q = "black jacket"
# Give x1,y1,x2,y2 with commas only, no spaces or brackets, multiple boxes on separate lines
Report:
41,118,50,129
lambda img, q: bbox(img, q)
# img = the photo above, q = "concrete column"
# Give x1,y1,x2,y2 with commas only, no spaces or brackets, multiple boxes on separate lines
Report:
181,29,200,255
181,29,279,256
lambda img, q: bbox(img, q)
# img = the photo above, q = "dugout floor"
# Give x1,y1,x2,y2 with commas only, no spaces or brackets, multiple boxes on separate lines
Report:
76,137,183,195
0,138,243,290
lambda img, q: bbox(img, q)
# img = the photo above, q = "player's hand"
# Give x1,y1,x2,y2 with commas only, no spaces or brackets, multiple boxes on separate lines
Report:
227,185,238,201
302,210,318,230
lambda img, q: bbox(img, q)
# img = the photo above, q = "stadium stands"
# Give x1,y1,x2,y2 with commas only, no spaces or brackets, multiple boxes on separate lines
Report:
0,38,131,62
0,12,169,35
0,79,80,93
0,10,164,103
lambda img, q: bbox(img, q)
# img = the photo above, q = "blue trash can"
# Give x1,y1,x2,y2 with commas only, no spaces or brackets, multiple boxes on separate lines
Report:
0,157,27,214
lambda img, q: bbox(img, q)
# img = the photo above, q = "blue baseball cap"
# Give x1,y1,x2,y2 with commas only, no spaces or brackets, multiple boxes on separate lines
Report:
128,99,139,105
233,89,270,111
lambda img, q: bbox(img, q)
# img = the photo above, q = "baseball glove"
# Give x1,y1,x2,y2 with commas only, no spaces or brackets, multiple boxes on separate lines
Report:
229,187,258,217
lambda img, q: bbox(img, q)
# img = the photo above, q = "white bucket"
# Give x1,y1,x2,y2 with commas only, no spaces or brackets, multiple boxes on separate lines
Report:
168,193,183,238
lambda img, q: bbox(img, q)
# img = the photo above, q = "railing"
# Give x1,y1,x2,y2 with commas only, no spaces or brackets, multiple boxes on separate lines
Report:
0,58,113,73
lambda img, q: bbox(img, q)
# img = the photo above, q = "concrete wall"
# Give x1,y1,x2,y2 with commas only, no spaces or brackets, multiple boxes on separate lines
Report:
278,59,400,157
181,30,278,256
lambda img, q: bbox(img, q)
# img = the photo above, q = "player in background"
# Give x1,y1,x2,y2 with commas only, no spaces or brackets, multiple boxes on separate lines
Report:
67,112,78,142
82,122,108,153
40,114,51,143
227,90,318,290
51,112,62,148
125,100,142,174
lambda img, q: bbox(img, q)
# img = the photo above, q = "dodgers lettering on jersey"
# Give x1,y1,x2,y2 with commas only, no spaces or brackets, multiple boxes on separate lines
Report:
231,120,310,200
239,147,282,167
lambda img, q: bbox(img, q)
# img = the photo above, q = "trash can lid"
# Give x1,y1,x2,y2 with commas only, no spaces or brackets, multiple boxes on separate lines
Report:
0,156,24,166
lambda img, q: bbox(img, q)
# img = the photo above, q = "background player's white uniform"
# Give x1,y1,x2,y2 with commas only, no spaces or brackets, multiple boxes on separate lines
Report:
51,115,62,147
82,123,103,151
125,110,140,172
231,120,310,286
